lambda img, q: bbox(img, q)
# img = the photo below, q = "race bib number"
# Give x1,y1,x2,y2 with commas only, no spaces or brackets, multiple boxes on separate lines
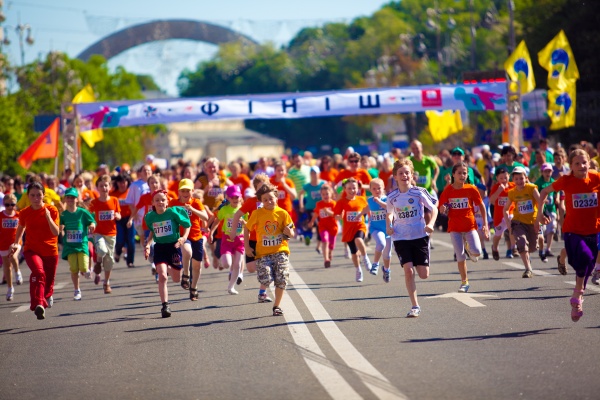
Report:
152,220,173,237
262,234,283,247
2,219,18,229
346,211,361,222
517,200,534,214
98,210,114,221
371,210,386,221
572,193,598,209
416,175,427,185
395,208,418,219
498,197,508,206
66,230,83,243
448,198,469,210
208,188,222,198
319,208,331,218
226,218,243,234
278,190,286,200
310,191,322,200
186,209,193,218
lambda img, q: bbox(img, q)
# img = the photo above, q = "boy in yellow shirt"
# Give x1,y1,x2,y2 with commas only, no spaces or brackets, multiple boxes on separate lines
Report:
245,183,295,316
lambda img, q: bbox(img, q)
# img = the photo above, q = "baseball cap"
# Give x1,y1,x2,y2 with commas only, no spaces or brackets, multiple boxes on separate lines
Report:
451,147,464,156
64,187,78,198
178,178,194,191
511,166,527,175
225,185,242,198
146,154,155,161
310,166,320,174
541,162,553,172
492,153,501,162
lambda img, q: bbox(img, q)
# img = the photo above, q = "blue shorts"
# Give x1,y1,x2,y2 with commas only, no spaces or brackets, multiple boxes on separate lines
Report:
185,238,204,261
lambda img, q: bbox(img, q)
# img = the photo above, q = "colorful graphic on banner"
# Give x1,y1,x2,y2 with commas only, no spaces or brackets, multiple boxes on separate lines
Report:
75,83,506,132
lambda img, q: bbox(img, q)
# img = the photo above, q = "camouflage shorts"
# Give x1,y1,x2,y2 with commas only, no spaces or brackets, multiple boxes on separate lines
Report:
256,252,290,290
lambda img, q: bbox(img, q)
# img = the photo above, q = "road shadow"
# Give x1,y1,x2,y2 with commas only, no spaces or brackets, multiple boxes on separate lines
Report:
4,316,145,335
123,315,265,332
243,315,397,330
403,327,564,343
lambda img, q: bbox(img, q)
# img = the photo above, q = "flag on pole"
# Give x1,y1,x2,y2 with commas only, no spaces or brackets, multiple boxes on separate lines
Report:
17,118,60,169
538,30,579,89
504,40,536,95
426,110,463,142
73,84,104,148
547,82,576,130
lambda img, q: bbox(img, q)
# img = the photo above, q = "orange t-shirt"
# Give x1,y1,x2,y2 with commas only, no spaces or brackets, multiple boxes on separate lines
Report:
109,189,132,219
136,193,154,230
169,198,206,241
552,171,600,236
230,174,252,194
334,169,372,196
379,170,394,191
239,196,263,241
82,188,98,202
490,182,515,226
89,197,121,236
270,177,295,214
438,184,482,233
333,196,367,242
19,205,59,256
0,211,19,251
320,169,339,184
314,200,338,236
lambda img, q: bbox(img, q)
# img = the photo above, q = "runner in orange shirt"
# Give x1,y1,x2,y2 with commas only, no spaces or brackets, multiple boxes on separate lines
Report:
334,152,371,197
228,161,251,195
310,184,338,268
110,174,136,268
270,161,297,216
9,182,60,320
488,167,516,260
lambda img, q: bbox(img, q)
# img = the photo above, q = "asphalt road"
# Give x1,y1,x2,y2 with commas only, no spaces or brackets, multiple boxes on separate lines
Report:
0,232,598,400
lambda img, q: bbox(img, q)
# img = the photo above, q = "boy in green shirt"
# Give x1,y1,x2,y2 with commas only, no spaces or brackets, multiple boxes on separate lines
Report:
534,163,557,261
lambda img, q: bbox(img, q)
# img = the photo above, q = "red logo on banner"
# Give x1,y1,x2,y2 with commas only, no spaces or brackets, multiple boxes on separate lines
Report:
421,89,442,107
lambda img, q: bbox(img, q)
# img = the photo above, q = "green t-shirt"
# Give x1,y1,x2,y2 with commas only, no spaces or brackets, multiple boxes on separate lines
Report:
367,168,379,179
302,181,324,210
218,204,246,236
287,166,310,191
534,177,556,214
145,207,191,244
495,162,526,181
410,156,437,193
60,207,96,260
436,165,452,193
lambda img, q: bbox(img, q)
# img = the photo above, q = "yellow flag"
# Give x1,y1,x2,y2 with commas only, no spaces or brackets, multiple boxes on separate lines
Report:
538,30,579,89
73,84,104,148
426,110,463,142
547,82,576,130
504,40,536,95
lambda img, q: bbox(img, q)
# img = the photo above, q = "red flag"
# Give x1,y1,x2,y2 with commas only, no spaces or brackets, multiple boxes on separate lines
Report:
17,118,59,169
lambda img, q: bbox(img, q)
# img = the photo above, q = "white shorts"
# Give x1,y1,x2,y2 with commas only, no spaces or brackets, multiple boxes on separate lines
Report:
493,215,513,238
0,249,10,257
541,212,558,235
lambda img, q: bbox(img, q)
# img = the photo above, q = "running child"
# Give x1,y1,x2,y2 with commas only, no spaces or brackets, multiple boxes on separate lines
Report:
386,159,438,317
144,189,191,318
503,166,542,278
89,175,121,293
1,194,22,301
365,178,392,276
438,162,489,292
534,163,557,263
489,168,516,260
310,184,338,268
298,166,324,250
60,187,96,300
333,178,372,282
537,149,600,321
244,183,295,316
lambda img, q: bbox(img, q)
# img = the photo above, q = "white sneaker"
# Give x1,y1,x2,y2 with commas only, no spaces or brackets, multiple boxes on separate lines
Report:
361,256,372,271
6,287,14,301
84,271,91,279
15,271,23,285
74,290,82,301
227,288,239,295
46,296,53,308
355,267,363,282
344,246,351,259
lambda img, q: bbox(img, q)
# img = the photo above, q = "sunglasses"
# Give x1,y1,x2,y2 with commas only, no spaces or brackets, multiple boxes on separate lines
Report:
4,203,16,207
348,159,359,164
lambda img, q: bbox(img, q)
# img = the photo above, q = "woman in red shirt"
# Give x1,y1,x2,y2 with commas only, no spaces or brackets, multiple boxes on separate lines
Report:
9,182,60,320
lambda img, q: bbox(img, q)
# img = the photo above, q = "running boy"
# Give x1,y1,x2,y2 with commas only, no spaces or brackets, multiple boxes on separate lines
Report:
310,184,338,268
534,163,557,262
489,168,516,260
366,178,392,276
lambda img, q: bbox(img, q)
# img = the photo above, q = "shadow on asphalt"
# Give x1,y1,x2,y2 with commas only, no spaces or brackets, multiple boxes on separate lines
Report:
123,315,265,332
242,315,397,330
402,327,565,343
4,316,146,335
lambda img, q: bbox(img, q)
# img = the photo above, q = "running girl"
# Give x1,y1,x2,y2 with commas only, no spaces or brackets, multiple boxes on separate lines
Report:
489,168,516,260
438,162,489,292
310,184,338,268
144,189,191,318
1,194,22,301
386,159,438,317
333,178,372,282
366,178,392,276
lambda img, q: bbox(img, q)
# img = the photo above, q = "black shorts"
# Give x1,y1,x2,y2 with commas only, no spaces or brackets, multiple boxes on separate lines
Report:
345,231,366,255
245,240,257,264
214,238,221,259
393,236,430,267
153,242,183,270
186,238,204,262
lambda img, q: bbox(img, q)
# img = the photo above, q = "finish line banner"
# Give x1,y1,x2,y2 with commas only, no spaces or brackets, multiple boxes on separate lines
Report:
76,83,506,132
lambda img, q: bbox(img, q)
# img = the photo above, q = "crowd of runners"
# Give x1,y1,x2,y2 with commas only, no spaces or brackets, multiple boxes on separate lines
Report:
1,139,599,321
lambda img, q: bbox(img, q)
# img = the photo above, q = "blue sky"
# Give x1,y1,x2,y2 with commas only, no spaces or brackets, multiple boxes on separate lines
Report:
5,0,391,94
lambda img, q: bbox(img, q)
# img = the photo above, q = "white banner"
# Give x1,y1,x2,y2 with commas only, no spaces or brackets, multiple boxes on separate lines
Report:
76,83,507,132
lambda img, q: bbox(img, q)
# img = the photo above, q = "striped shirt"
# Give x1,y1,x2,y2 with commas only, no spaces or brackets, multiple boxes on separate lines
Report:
386,186,437,241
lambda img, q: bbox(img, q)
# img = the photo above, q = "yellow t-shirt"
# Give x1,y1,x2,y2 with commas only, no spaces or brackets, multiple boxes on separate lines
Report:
17,188,60,210
246,206,293,258
507,183,538,224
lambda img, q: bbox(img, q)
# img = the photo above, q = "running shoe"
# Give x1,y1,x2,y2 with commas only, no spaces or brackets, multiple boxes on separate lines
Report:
591,270,600,285
74,290,82,301
227,288,239,295
506,249,514,259
492,247,500,261
16,271,23,285
344,246,351,259
557,256,567,276
545,250,555,258
103,283,112,294
161,302,171,318
94,274,101,285
482,249,489,260
324,260,331,268
34,305,45,320
304,236,311,246
370,262,379,276
360,256,372,272
406,306,421,318
355,267,363,282
382,267,391,283
6,287,14,301
464,240,478,263
236,274,243,285
258,293,272,303
151,266,157,276
539,251,547,263
522,270,533,278
84,271,91,279
458,283,470,293
46,296,53,308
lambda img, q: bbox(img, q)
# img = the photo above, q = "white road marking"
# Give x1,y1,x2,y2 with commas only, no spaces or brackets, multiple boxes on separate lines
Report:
430,239,454,249
54,282,68,290
427,292,497,307
502,262,553,276
278,293,362,400
12,305,29,313
565,281,600,293
289,267,408,400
